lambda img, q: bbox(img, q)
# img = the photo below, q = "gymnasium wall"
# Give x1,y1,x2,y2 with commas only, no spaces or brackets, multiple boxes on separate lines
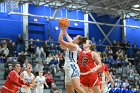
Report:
28,4,84,41
0,5,23,41
126,18,140,47
88,13,123,45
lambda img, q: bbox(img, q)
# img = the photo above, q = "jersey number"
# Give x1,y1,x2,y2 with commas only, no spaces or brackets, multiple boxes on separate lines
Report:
69,52,75,62
80,58,88,66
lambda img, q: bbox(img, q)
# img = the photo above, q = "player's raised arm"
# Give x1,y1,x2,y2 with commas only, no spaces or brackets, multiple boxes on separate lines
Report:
65,32,73,43
58,30,77,51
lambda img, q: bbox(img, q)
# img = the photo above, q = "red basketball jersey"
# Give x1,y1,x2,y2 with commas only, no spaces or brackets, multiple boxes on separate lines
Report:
78,50,97,73
97,63,109,82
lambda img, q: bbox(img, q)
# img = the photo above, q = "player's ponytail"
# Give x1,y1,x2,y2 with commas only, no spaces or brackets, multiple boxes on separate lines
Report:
78,36,87,45
88,40,96,51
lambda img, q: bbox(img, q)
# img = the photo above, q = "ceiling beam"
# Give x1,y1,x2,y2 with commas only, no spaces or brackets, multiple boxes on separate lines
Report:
8,12,140,29
75,0,109,10
105,0,134,8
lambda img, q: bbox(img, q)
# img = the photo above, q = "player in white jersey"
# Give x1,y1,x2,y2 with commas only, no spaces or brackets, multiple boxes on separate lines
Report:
20,64,35,93
58,28,87,93
35,71,48,93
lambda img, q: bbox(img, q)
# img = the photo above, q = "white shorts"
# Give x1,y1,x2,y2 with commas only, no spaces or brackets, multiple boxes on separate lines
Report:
20,87,31,93
36,87,44,93
102,84,108,93
64,62,80,85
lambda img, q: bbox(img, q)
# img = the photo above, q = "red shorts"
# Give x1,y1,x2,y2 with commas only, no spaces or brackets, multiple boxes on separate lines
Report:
1,88,13,93
1,86,17,93
80,72,99,88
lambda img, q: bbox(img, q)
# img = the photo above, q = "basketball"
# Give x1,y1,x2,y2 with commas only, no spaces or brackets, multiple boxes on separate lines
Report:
59,18,70,28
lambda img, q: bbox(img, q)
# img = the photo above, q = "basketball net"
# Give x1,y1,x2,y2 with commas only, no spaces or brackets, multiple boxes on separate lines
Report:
5,0,20,12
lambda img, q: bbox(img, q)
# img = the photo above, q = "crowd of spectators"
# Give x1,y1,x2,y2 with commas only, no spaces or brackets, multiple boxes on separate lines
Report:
0,37,63,92
0,36,140,93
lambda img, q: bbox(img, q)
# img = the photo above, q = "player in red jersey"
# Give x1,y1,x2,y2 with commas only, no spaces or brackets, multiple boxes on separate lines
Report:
78,40,102,93
97,62,114,93
1,62,27,93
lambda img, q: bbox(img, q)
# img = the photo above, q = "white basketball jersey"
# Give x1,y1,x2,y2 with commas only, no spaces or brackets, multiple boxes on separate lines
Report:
65,45,79,64
23,71,34,83
21,71,34,93
36,76,46,89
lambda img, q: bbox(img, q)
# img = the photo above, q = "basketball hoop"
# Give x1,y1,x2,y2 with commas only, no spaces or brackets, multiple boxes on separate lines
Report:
5,0,20,12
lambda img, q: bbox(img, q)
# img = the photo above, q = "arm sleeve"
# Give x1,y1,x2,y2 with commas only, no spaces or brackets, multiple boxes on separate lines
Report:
8,71,22,87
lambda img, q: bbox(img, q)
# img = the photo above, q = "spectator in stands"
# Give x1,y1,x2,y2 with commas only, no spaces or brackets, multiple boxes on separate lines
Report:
109,66,116,74
7,39,12,45
1,44,9,58
102,52,108,63
127,62,134,70
44,70,54,88
8,42,16,57
115,77,123,87
47,35,53,45
17,51,26,67
124,54,129,66
16,34,24,53
36,46,46,61
116,42,120,47
56,51,64,69
134,85,140,93
112,40,118,56
108,47,113,56
128,85,135,93
49,43,56,55
133,70,140,81
1,40,7,47
135,50,140,71
113,40,117,46
49,56,60,74
115,83,122,93
91,37,96,44
108,56,116,67
123,79,129,88
122,84,128,93
27,40,35,56
7,40,12,50
43,43,50,58
109,85,116,93
44,53,53,66
132,42,137,48
97,39,102,45
116,49,123,58
127,42,131,48
34,61,44,75
121,41,127,48
104,46,109,54
116,57,121,67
